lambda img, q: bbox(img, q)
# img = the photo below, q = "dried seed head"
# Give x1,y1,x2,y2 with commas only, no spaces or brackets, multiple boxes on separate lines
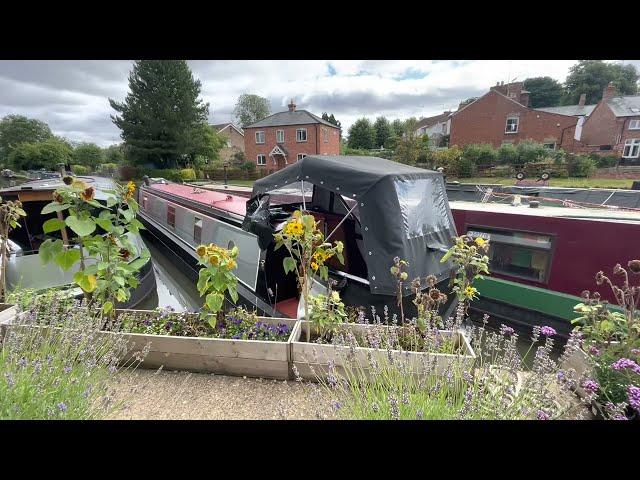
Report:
628,260,640,275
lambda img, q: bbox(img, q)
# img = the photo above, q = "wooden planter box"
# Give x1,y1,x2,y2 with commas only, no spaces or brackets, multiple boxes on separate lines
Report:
290,321,476,382
7,308,298,380
0,303,18,344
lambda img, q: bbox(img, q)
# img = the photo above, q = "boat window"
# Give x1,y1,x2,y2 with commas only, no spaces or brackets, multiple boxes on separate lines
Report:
394,177,453,247
467,228,552,283
167,205,176,229
193,217,202,244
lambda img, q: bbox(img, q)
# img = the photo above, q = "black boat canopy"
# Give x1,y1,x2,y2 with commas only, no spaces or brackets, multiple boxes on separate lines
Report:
248,155,457,296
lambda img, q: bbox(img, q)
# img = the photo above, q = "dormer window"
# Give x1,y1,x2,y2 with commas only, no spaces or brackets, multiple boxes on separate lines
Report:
505,116,519,134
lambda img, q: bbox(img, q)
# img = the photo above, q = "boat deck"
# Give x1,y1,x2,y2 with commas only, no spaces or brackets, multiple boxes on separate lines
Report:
151,183,248,216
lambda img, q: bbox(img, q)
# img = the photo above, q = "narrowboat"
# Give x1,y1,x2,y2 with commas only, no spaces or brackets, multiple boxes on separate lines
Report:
137,155,460,319
450,199,640,335
1,175,156,308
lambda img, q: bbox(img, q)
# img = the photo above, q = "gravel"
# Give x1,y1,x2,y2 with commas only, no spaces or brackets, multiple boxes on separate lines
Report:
109,368,334,420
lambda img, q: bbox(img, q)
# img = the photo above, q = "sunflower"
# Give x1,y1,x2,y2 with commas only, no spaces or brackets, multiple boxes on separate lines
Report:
464,286,477,299
125,181,136,200
311,261,319,271
475,237,487,248
227,259,237,270
80,186,95,202
196,245,207,257
209,256,219,266
119,248,131,260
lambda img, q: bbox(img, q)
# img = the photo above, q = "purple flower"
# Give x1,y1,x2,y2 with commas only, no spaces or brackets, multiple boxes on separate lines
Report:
536,409,550,420
500,324,515,336
628,385,640,413
331,400,342,411
63,365,72,374
611,358,640,374
631,348,640,356
57,402,67,413
588,346,600,356
540,326,556,337
582,379,599,394
17,357,28,368
164,321,173,331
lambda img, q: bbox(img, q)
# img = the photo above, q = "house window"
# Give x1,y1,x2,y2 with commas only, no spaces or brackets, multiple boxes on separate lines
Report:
167,205,175,229
468,228,553,284
599,145,613,151
623,139,640,159
323,128,328,143
276,130,285,143
543,143,556,150
297,153,306,161
193,217,202,245
257,154,266,165
296,128,307,142
505,117,519,134
255,131,265,144
629,120,640,130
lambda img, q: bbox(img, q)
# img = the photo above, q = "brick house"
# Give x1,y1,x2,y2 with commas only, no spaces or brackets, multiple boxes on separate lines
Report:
211,123,245,165
414,112,451,147
449,81,579,152
573,83,640,163
243,100,341,173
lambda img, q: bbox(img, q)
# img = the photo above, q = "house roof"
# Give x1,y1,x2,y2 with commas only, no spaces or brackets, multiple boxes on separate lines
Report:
606,96,640,117
211,123,244,135
535,104,597,117
244,110,339,129
415,112,451,130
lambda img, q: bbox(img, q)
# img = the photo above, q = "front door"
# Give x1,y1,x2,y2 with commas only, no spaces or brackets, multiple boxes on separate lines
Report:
275,154,286,170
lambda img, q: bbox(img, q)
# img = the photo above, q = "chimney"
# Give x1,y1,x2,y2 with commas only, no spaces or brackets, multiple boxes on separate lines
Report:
578,93,586,106
602,82,617,101
288,98,296,112
520,91,530,107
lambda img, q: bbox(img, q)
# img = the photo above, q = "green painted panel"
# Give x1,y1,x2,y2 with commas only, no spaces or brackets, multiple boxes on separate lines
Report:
474,277,583,321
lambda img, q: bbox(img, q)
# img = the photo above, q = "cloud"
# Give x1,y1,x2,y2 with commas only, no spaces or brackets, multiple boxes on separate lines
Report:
0,59,633,146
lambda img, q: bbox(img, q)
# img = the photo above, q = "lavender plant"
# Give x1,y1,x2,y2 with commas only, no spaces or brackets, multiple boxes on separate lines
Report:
0,298,146,419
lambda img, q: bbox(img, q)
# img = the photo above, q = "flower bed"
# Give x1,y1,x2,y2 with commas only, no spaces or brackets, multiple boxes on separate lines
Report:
290,321,476,382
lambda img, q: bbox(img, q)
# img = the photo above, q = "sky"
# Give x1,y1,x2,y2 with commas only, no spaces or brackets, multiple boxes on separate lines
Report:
0,60,638,147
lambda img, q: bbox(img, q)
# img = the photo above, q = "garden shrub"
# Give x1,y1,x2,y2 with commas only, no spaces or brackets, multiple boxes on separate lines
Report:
71,164,90,175
566,155,597,177
462,143,497,165
98,163,119,174
594,154,619,168
516,141,548,165
179,168,197,182
497,143,519,165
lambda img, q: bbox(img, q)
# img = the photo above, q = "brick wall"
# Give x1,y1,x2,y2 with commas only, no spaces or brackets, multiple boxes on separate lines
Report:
244,123,340,172
449,90,578,150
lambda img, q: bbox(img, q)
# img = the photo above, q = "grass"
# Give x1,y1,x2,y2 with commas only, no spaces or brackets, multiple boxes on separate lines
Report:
449,177,637,189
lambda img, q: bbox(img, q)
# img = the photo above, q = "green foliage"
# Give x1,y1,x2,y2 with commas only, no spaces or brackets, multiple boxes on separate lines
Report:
8,137,73,171
71,164,90,175
0,196,27,301
308,291,348,340
391,119,405,138
562,60,639,105
523,77,564,108
516,140,549,165
239,161,255,172
497,143,519,165
39,178,149,314
347,118,376,150
566,154,597,177
462,143,498,165
0,115,53,164
321,112,341,129
72,143,104,168
592,154,619,168
109,60,210,168
179,168,197,181
373,116,392,149
195,243,239,328
103,144,125,165
233,93,271,128
441,235,490,310
98,163,119,174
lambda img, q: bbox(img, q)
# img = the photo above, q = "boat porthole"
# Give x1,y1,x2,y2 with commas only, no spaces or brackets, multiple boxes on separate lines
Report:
368,251,372,255
371,276,376,280
364,227,368,231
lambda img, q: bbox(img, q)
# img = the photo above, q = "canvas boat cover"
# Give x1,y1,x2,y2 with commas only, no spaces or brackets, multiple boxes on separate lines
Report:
248,155,457,296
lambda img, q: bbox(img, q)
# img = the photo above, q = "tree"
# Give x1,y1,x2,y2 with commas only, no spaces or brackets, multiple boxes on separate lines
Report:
393,120,421,165
109,60,210,168
373,116,392,149
562,60,639,105
233,94,271,128
322,112,342,129
523,77,564,108
8,137,73,171
347,118,375,150
0,115,53,164
178,123,225,168
73,142,104,168
103,144,125,164
391,119,405,137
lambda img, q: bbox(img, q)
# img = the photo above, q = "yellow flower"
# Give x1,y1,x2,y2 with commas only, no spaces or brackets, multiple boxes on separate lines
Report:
331,291,341,302
475,237,487,248
284,220,304,237
311,261,319,271
464,286,477,299
227,259,237,270
196,245,207,257
125,181,136,200
292,210,302,219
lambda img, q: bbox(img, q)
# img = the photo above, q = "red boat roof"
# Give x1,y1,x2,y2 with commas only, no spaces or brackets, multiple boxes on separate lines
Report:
150,183,247,216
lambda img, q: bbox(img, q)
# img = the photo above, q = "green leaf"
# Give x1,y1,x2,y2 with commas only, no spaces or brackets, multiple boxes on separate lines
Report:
106,196,118,208
127,277,140,289
207,315,217,329
283,256,297,274
205,292,224,313
95,218,114,232
197,270,210,295
116,289,128,302
128,257,149,271
119,208,135,222
103,301,114,315
440,249,453,263
54,248,81,271
227,284,239,303
39,239,64,264
114,275,125,287
73,271,97,293
42,218,66,234
65,215,96,237
41,202,70,215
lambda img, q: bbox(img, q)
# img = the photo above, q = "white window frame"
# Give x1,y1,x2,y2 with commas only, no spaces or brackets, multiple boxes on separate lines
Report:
296,128,307,142
276,129,285,143
623,139,640,159
257,154,266,165
505,116,519,134
255,131,265,144
297,153,306,161
629,119,640,130
543,142,556,150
